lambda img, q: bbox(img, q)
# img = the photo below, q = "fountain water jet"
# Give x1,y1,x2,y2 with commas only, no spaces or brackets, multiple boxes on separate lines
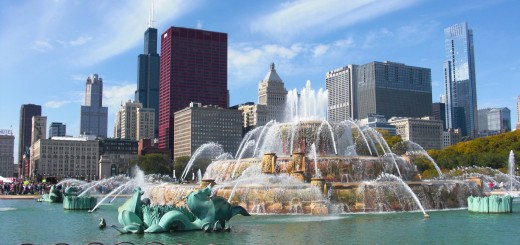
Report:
376,173,429,218
181,142,223,182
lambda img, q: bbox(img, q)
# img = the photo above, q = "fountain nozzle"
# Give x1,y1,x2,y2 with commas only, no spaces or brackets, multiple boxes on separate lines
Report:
424,213,430,218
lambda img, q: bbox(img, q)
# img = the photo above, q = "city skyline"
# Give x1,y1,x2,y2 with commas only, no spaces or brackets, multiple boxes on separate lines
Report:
1,0,519,163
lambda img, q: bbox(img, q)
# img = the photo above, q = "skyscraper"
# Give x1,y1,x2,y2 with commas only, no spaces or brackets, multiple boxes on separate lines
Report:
114,100,155,140
517,96,520,130
258,63,287,122
80,74,108,138
326,65,357,122
49,122,66,138
135,19,160,138
444,22,478,138
31,116,47,145
0,132,15,177
478,107,510,136
432,103,446,130
18,104,41,176
173,103,242,159
159,27,228,153
353,61,432,120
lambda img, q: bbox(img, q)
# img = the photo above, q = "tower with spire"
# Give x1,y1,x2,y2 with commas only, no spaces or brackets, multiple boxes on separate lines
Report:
80,74,108,138
258,62,287,122
135,0,160,138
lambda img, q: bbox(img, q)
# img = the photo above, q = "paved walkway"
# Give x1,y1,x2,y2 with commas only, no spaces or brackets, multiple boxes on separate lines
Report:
486,190,520,197
0,195,40,199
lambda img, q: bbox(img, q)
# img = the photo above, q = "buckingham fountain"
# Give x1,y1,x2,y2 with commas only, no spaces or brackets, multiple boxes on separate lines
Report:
146,81,484,217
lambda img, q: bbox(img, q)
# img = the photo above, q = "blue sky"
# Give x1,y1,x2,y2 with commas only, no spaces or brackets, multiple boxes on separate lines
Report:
1,0,519,162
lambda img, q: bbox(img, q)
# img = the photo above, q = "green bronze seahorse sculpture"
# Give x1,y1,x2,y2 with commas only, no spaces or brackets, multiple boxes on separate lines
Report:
112,186,250,234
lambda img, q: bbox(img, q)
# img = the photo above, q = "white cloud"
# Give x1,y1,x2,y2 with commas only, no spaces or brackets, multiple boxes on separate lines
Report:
229,39,357,87
0,1,201,68
45,100,70,108
103,83,136,112
251,0,419,40
312,44,329,57
196,20,203,29
362,28,393,48
66,36,93,46
32,40,53,52
78,0,199,66
71,74,88,82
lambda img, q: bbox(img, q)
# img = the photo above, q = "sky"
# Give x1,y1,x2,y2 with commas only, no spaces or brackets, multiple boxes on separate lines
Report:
1,0,519,163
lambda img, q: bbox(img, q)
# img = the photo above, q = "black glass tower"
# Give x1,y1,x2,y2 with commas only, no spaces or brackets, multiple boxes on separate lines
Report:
135,27,160,138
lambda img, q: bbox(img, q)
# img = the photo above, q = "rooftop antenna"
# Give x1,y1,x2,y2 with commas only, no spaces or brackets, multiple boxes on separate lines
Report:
148,0,155,28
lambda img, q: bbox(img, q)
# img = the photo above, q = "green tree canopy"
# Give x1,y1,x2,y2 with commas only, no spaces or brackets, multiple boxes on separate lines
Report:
132,153,171,175
428,130,520,171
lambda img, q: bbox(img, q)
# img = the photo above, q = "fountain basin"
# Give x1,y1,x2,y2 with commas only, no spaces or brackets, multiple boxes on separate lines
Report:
63,196,97,210
148,179,481,214
467,195,513,213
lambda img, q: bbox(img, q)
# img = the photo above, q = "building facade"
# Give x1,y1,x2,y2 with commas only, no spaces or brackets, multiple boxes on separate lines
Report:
358,114,396,135
388,117,443,150
135,25,160,138
30,135,99,180
159,27,229,153
18,104,41,176
80,74,108,138
173,103,242,159
478,107,511,136
0,133,15,177
517,96,520,130
49,122,66,138
258,63,287,122
442,128,462,148
432,103,446,130
31,116,47,145
326,65,357,122
237,103,267,135
114,101,155,140
137,107,155,140
99,138,138,178
444,22,478,138
357,61,432,120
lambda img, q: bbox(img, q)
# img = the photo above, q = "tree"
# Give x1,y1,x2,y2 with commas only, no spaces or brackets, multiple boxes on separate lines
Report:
428,130,520,170
133,153,171,175
173,156,213,181
173,156,191,180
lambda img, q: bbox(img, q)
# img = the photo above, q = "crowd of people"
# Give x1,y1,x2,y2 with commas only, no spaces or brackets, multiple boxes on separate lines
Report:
488,181,509,190
1,180,52,195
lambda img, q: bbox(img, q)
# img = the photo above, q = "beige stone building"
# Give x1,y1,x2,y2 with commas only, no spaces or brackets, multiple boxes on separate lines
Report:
137,107,155,140
443,128,462,148
173,103,242,159
114,100,154,140
388,117,443,150
30,135,99,180
238,103,267,132
258,63,287,122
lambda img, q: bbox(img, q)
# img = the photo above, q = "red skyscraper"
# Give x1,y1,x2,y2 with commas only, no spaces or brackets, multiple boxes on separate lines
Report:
158,27,229,153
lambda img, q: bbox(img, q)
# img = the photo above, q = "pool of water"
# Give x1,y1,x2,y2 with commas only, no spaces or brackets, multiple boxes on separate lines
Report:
1,198,519,244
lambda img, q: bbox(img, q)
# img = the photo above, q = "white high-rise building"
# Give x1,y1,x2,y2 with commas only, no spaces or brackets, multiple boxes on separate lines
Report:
326,65,357,122
114,100,155,140
137,107,155,140
258,63,287,122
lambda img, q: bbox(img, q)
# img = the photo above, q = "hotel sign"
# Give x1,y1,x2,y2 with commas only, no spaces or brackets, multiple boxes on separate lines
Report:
0,129,13,136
